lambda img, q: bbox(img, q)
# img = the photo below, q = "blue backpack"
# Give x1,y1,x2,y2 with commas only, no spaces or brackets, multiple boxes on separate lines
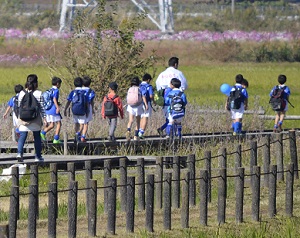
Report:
169,92,185,119
71,90,89,116
42,88,54,110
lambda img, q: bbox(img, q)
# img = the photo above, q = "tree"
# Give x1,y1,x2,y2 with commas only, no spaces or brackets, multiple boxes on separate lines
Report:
48,0,159,99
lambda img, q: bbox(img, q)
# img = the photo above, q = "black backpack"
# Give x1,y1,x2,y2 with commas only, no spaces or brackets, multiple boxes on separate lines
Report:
18,90,40,122
227,86,243,110
13,94,19,117
269,86,286,111
104,95,118,117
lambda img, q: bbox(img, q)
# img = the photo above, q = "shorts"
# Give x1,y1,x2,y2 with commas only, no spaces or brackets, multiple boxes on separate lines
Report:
46,114,62,123
231,104,245,120
141,102,152,118
167,113,183,124
127,104,143,117
73,114,88,124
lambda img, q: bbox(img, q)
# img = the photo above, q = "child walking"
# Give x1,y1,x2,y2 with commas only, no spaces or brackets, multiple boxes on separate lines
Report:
138,73,154,139
81,76,96,142
64,77,88,142
101,82,124,141
225,74,248,135
269,74,291,133
126,76,147,141
3,84,24,141
165,78,187,139
40,76,63,143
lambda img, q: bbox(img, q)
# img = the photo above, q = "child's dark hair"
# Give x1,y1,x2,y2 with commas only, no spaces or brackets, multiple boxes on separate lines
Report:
142,73,152,82
278,74,287,84
82,76,92,87
74,77,83,87
168,57,179,67
170,78,181,89
14,84,24,94
242,78,249,88
131,76,141,86
26,74,38,91
235,74,244,84
52,76,62,86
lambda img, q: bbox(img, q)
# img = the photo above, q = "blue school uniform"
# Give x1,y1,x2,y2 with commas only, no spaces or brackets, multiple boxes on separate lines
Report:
45,87,60,116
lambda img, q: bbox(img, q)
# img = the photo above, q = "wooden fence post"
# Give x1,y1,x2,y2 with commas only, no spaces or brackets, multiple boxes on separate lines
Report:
9,186,18,238
269,165,277,218
48,182,57,238
252,166,261,221
137,158,145,211
85,160,92,214
218,168,226,225
11,167,19,220
187,154,196,206
289,130,298,179
218,148,227,169
181,172,190,229
30,164,39,219
236,167,244,223
126,176,135,233
235,144,242,173
63,131,68,155
275,133,284,181
286,163,294,217
67,162,75,182
204,151,212,203
28,184,38,238
104,160,112,213
107,178,117,235
155,157,163,209
263,135,271,187
250,141,257,188
50,163,58,183
173,156,180,208
120,158,127,212
200,170,208,226
68,181,78,238
88,179,97,237
145,174,154,232
163,173,172,230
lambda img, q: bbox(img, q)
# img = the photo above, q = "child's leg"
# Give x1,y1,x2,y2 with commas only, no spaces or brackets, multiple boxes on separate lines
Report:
53,121,62,141
127,113,134,131
176,122,182,138
81,123,88,140
273,112,280,130
278,111,285,131
109,118,117,138
41,122,54,137
134,116,141,138
139,116,148,137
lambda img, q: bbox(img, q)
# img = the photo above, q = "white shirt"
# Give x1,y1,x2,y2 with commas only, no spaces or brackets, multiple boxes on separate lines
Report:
156,66,188,91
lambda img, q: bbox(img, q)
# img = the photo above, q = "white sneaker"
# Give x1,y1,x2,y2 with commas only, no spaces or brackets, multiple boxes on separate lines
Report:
133,136,139,141
35,157,44,162
16,153,23,162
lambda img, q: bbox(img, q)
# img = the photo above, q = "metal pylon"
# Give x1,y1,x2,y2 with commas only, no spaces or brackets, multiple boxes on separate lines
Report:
59,0,174,33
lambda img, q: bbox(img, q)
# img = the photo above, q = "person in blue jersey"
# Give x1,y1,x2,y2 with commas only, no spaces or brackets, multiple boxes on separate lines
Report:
164,78,188,139
3,84,24,141
226,74,248,136
40,76,62,143
138,73,154,139
81,76,96,142
269,74,291,133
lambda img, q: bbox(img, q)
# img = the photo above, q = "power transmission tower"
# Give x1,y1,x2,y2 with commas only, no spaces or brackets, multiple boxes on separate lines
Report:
59,0,174,33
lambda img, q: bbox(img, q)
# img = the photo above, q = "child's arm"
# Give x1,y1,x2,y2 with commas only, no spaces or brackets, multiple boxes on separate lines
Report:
116,97,124,119
3,106,11,119
143,96,148,110
64,101,71,116
53,97,60,114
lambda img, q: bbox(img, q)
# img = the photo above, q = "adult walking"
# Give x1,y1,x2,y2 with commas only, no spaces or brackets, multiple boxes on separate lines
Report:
156,57,188,91
156,57,188,136
17,74,47,162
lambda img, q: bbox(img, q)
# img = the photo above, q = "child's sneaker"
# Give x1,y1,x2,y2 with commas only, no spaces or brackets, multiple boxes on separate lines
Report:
277,124,282,132
133,136,139,141
80,137,86,143
125,131,131,141
53,139,61,144
16,153,23,162
40,133,46,141
35,156,44,162
138,132,144,139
